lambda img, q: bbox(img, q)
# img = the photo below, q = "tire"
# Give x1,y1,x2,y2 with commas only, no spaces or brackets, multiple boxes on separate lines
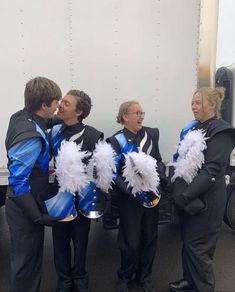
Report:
0,185,7,207
224,185,235,231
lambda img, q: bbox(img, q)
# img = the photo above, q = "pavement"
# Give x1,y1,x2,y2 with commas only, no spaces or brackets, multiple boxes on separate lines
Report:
1,206,235,292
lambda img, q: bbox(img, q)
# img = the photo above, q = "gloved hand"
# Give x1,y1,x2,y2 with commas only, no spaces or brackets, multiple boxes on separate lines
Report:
12,192,42,222
115,176,142,204
173,192,189,210
11,192,60,226
35,213,60,227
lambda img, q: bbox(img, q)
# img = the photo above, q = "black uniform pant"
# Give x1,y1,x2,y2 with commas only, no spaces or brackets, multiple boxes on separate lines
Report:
52,212,91,292
179,208,224,292
116,194,159,283
5,198,44,292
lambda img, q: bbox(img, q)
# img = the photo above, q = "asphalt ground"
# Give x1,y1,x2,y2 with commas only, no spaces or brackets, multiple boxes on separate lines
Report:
1,206,235,292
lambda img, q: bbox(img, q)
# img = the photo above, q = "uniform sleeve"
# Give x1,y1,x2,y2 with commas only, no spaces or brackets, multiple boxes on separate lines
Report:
152,128,162,162
184,131,234,200
152,128,168,188
8,138,42,196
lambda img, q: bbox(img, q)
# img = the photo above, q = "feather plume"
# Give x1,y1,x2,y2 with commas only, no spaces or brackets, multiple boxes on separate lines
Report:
86,141,116,192
171,129,207,184
55,141,89,193
123,151,160,195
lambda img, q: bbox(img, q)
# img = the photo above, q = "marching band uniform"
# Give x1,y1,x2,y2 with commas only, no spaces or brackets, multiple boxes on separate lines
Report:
50,122,103,292
171,117,235,292
5,108,53,292
107,126,167,290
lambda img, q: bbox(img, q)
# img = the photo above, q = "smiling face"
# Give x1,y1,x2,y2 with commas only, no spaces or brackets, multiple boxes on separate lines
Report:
191,91,216,122
122,102,145,133
57,95,82,125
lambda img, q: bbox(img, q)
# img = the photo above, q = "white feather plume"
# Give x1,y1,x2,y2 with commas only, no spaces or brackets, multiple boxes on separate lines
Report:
123,151,160,195
55,141,89,193
86,141,116,192
171,129,207,184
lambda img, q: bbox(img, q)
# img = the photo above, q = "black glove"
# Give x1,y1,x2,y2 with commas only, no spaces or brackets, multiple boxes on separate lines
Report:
173,192,189,210
183,170,214,200
183,197,206,216
115,176,131,195
11,192,42,222
35,213,60,227
11,192,59,226
115,176,141,204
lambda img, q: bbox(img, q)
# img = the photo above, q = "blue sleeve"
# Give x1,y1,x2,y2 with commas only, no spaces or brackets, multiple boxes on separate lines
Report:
8,138,42,196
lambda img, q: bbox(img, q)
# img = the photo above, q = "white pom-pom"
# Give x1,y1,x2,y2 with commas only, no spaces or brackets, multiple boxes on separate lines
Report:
55,141,89,193
123,151,160,195
171,129,207,184
86,141,116,192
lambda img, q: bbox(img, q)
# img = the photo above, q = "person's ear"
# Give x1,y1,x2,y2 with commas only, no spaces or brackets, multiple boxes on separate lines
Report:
76,110,83,118
123,114,129,123
209,100,216,112
41,102,48,110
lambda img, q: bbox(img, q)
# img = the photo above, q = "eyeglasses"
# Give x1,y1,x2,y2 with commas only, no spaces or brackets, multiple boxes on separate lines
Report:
126,111,145,117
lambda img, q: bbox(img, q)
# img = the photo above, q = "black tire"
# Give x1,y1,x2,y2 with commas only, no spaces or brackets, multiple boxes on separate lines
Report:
224,185,235,231
0,186,7,207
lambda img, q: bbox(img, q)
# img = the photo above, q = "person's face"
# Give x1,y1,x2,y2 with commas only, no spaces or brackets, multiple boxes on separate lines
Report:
57,95,82,125
123,103,145,133
42,99,59,119
191,92,215,122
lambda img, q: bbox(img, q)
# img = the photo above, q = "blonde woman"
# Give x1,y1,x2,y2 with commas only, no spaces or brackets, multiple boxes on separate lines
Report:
107,101,167,292
169,87,235,292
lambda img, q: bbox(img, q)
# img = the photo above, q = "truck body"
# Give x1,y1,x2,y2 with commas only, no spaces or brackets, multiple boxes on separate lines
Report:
0,0,217,178
4,0,235,228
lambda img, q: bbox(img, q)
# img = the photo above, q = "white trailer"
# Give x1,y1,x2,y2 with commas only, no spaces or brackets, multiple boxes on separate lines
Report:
0,0,223,221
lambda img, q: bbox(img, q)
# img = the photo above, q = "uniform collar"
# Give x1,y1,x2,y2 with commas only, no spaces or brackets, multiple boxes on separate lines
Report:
64,122,84,131
62,122,85,139
123,127,143,144
196,116,217,130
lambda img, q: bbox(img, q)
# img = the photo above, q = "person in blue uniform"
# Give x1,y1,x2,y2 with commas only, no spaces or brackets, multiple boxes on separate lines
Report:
5,76,62,292
107,101,167,292
169,87,235,292
50,90,103,292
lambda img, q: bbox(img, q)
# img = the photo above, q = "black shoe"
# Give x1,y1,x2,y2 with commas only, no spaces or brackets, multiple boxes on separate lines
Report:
138,279,157,292
56,288,71,292
169,279,194,292
116,280,128,292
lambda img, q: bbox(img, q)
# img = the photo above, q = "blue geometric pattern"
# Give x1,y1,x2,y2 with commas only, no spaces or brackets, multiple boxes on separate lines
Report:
34,122,49,173
50,124,64,156
8,120,50,197
78,182,101,211
8,138,42,196
115,133,138,164
45,191,77,220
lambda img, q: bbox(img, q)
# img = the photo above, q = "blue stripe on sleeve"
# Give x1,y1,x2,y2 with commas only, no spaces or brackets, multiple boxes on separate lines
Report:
8,138,42,196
